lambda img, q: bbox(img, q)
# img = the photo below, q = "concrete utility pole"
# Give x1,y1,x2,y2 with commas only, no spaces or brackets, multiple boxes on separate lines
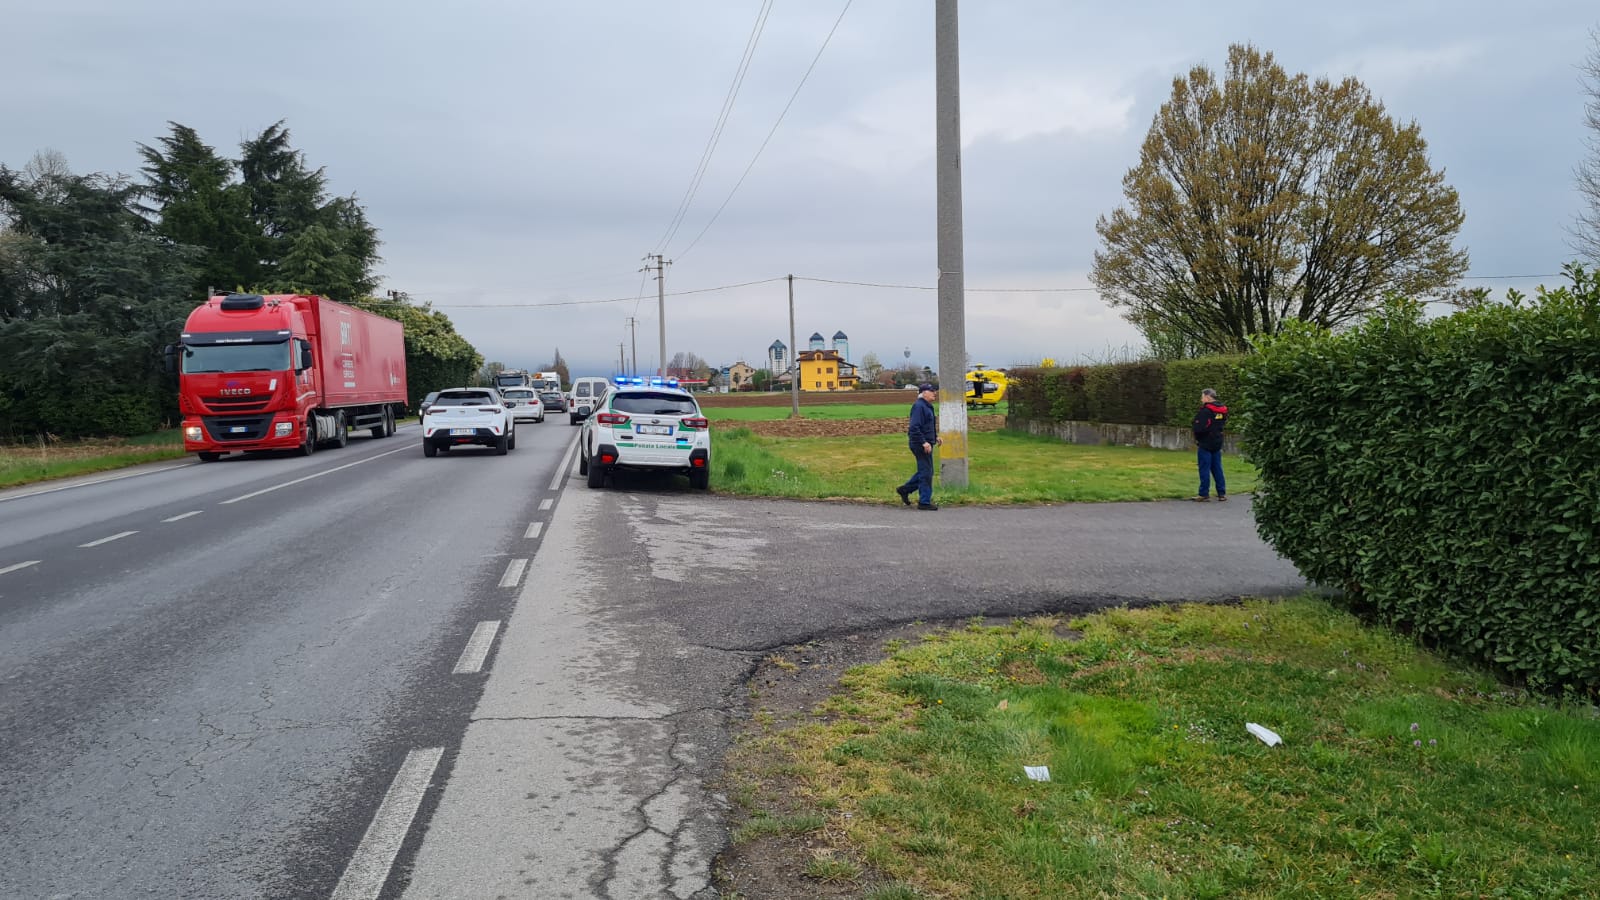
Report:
787,274,800,418
642,254,671,379
619,343,626,377
935,0,969,488
625,317,639,375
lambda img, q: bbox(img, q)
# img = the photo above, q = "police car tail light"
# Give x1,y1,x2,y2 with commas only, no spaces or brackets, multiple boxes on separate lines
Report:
596,412,630,425
681,417,708,429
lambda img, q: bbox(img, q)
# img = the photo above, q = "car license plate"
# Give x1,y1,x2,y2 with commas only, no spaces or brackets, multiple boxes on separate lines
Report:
637,424,672,435
450,428,476,436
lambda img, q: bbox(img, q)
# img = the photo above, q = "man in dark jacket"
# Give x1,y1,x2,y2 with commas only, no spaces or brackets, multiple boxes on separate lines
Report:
1191,388,1228,501
896,383,940,510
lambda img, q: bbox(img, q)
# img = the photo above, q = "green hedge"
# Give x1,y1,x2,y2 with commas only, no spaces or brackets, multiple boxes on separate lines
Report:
1008,357,1241,428
1240,268,1600,693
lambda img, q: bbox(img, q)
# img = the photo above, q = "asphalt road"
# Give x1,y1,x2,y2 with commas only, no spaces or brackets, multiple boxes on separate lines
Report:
0,421,1305,899
0,418,579,899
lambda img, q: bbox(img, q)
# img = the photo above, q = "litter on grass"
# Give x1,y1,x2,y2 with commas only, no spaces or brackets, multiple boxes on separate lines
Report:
1024,765,1051,782
1246,723,1282,746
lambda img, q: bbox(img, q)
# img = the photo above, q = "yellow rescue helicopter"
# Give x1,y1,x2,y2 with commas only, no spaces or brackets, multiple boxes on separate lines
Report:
964,366,1009,408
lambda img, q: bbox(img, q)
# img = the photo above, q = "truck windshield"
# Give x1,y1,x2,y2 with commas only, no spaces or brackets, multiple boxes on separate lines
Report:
182,342,291,374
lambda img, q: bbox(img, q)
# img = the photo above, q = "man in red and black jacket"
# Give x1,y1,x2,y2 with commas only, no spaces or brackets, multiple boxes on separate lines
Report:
1191,388,1228,502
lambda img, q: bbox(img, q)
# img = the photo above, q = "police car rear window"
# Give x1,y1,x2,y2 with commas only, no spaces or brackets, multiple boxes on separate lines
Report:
611,392,698,415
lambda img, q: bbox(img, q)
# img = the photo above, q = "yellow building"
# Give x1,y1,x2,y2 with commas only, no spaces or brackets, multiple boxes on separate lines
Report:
797,349,858,391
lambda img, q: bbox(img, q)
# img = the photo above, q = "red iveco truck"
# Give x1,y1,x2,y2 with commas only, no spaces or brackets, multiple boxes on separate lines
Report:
172,292,407,462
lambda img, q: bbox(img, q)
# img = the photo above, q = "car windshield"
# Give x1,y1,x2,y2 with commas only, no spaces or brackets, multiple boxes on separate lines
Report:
181,342,291,374
433,392,498,407
611,392,699,416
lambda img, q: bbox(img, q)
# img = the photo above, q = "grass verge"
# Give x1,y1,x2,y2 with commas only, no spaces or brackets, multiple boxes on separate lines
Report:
709,403,1007,423
0,430,187,489
730,597,1600,898
711,427,1255,503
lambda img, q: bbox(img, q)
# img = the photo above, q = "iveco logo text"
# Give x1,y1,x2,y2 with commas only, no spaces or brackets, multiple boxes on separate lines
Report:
219,388,253,396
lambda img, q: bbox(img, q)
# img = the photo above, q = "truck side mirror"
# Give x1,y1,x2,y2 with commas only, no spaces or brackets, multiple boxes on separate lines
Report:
298,342,313,371
163,343,177,375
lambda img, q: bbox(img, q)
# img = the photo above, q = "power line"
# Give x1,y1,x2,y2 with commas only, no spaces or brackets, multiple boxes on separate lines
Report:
794,276,1099,292
674,0,854,262
387,276,787,309
653,0,774,253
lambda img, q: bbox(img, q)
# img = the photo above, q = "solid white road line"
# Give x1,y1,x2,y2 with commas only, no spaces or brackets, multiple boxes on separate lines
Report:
0,560,41,576
79,531,137,548
524,522,543,539
498,558,528,589
548,435,579,491
220,445,412,505
451,620,502,675
0,463,193,504
162,511,203,523
539,498,554,511
328,746,446,900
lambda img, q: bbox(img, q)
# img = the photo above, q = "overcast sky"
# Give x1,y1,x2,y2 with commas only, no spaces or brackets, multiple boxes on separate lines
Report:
4,1,1594,377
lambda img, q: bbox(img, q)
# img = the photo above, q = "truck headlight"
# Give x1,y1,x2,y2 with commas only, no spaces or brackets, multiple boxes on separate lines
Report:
184,426,203,441
275,421,294,436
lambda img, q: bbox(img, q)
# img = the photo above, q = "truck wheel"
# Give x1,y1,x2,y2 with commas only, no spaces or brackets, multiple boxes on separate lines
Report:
689,469,710,490
198,452,222,463
586,460,606,488
496,434,509,456
333,411,349,448
299,418,316,457
423,441,437,457
371,407,390,439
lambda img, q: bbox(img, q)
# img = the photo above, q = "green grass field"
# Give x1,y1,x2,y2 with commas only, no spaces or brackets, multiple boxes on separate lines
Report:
0,430,187,489
732,597,1600,898
712,427,1255,503
707,403,1007,422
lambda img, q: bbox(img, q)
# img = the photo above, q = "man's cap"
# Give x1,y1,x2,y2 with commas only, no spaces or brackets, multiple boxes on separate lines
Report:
918,382,936,393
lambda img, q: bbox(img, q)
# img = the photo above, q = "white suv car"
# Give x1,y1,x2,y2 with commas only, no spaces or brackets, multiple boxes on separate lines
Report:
500,388,546,424
422,388,515,456
579,384,711,489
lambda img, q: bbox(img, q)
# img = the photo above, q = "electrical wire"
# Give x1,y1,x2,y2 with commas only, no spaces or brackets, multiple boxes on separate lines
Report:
673,0,853,262
652,0,774,253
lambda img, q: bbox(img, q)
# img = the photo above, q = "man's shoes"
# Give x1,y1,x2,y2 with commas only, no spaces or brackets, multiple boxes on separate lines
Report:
1192,495,1210,502
896,486,912,506
1217,494,1228,502
917,503,939,511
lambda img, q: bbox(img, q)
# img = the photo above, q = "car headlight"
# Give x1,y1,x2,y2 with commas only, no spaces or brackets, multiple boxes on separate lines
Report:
184,426,203,441
275,421,294,436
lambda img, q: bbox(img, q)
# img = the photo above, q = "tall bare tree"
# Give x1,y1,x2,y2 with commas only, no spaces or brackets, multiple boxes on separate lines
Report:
1093,44,1468,353
1576,28,1600,262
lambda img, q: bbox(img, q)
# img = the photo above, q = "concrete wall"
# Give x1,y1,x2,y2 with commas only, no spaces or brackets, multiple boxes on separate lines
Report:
1007,417,1244,455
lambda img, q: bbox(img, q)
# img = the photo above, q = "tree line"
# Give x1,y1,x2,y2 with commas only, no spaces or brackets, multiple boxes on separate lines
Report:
0,122,481,439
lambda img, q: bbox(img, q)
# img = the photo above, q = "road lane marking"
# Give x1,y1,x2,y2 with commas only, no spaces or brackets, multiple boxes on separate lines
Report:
79,531,137,548
329,747,445,900
524,522,543,539
539,498,554,511
499,558,528,588
451,620,502,674
548,435,579,491
0,463,193,504
162,511,203,522
220,445,412,505
0,560,41,576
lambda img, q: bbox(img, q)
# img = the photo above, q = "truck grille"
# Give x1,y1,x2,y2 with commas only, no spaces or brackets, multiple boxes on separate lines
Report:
202,397,272,413
202,415,273,442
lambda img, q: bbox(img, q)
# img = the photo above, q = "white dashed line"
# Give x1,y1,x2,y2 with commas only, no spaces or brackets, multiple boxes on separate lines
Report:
329,747,445,900
220,445,411,505
539,498,554,511
0,560,41,576
499,558,528,588
451,620,502,674
79,531,137,548
524,522,543,539
162,511,203,523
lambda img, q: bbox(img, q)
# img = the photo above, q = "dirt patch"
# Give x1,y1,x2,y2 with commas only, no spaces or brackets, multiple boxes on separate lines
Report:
714,415,1008,438
699,391,913,409
714,616,1024,899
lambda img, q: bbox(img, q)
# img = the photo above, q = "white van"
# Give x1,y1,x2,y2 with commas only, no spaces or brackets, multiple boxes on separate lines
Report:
568,377,611,426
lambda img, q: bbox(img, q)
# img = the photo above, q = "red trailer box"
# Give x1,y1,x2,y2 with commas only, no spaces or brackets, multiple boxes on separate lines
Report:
174,293,407,461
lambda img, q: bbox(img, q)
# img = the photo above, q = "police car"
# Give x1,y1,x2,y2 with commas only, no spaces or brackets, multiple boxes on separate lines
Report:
578,378,711,489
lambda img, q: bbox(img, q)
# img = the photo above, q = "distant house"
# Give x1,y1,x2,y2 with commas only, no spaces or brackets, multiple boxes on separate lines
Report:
727,361,756,391
797,349,858,391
